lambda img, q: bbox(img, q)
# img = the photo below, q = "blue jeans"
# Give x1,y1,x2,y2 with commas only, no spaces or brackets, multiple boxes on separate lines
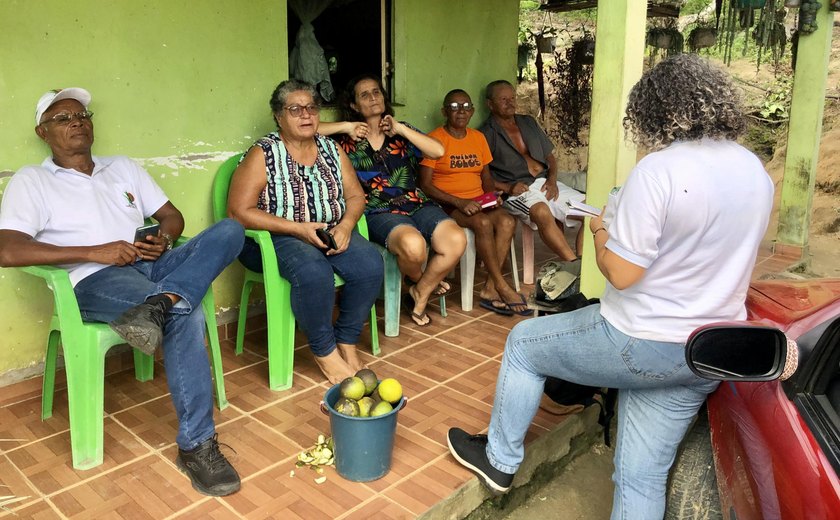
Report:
74,219,245,450
365,205,453,247
238,230,383,356
487,304,719,520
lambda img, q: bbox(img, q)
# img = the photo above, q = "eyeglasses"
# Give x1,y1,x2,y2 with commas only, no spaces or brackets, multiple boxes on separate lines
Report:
40,111,94,126
283,104,321,118
445,102,474,112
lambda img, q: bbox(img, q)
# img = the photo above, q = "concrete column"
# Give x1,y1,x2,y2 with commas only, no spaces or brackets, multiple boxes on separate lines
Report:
776,4,834,256
579,0,647,298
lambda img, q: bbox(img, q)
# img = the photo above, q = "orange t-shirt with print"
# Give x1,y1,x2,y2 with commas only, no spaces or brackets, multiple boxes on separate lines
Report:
420,127,493,199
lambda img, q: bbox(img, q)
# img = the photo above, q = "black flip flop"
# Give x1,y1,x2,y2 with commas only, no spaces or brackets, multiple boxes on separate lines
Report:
402,292,432,327
479,298,514,316
503,294,531,316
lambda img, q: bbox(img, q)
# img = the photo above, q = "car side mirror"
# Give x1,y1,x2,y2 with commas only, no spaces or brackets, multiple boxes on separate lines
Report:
685,324,787,381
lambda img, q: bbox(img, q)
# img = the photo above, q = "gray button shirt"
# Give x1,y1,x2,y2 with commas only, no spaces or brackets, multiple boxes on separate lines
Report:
478,114,555,186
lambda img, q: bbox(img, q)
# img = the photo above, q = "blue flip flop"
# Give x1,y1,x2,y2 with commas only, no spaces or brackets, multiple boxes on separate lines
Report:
503,294,531,316
479,298,514,316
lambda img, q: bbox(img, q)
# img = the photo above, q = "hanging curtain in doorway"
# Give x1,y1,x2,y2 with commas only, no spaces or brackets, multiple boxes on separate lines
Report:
288,0,335,102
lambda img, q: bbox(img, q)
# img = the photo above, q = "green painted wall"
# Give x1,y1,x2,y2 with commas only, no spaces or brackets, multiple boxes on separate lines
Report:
391,0,519,131
0,0,517,377
0,0,287,375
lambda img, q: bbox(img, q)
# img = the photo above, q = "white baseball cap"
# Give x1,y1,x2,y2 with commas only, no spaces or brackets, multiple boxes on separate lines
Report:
35,88,91,125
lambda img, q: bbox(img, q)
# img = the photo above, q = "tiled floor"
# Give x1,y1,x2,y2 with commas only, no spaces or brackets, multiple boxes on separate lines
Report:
0,238,800,519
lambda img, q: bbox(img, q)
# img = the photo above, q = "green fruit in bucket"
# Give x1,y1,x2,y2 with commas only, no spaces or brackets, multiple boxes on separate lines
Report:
339,376,366,401
370,400,393,417
377,378,403,404
355,368,379,395
357,396,375,417
334,397,360,417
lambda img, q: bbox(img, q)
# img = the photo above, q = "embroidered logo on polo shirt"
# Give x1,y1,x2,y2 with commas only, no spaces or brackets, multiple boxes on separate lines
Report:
124,191,137,208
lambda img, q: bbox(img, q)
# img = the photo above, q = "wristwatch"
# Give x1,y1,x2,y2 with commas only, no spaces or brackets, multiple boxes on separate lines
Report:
162,233,174,251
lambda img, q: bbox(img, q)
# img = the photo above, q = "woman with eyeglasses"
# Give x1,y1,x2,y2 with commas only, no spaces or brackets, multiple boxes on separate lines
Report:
227,79,383,384
418,89,529,316
320,75,466,328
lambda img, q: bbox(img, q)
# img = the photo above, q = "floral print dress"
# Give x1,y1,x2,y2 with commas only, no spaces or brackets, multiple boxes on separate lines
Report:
336,123,439,216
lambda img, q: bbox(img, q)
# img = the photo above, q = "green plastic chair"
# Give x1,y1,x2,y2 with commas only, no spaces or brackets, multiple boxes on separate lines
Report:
212,154,380,391
374,243,447,337
18,237,227,471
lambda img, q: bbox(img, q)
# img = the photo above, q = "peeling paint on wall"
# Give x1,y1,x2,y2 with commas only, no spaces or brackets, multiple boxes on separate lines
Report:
138,151,239,176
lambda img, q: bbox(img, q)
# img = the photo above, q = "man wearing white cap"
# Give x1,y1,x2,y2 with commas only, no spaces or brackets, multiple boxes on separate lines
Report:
0,88,245,496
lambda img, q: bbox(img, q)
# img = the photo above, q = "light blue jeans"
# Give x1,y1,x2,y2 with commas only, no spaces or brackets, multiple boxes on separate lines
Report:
487,303,719,520
74,219,245,450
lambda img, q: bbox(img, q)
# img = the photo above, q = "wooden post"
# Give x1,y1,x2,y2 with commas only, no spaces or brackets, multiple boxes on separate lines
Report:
775,3,833,259
579,0,647,298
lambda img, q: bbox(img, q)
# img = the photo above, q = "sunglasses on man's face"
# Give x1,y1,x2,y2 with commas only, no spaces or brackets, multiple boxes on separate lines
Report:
445,102,474,112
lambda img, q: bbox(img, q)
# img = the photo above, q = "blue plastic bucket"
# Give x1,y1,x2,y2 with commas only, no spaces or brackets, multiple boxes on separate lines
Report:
320,384,407,482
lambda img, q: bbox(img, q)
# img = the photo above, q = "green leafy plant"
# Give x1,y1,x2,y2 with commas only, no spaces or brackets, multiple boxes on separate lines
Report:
758,77,792,120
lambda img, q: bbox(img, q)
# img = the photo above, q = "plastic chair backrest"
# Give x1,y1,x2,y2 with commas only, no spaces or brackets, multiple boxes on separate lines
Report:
212,153,244,223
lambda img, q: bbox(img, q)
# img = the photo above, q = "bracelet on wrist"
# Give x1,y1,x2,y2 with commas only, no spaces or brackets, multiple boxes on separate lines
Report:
593,227,607,236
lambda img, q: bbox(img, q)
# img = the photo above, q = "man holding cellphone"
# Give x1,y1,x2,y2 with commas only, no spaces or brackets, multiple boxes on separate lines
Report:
479,80,584,262
0,88,245,497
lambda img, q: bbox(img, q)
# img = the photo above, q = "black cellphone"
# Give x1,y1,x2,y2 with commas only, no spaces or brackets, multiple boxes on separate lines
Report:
134,223,160,243
316,227,337,250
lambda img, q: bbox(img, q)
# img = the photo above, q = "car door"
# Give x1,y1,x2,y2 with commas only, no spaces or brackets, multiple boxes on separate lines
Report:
708,313,840,519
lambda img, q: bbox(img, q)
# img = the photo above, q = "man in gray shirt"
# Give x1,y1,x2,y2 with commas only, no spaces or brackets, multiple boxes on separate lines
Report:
479,80,583,261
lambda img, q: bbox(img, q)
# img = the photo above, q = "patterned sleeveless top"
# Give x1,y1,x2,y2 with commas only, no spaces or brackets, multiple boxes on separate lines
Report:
253,132,345,226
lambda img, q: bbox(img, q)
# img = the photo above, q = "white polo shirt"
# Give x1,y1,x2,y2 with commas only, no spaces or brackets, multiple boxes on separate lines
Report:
0,156,168,286
599,139,774,343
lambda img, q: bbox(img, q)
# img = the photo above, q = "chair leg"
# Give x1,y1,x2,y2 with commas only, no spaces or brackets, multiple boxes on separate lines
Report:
511,237,520,292
369,306,380,356
461,230,475,312
64,337,107,470
201,290,228,410
133,350,155,382
235,280,256,356
439,295,447,318
523,225,535,285
265,278,295,391
383,251,401,337
41,329,61,420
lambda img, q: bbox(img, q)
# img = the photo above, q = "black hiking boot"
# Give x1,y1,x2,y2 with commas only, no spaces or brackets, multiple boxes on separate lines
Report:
176,434,241,496
109,294,171,355
447,427,514,495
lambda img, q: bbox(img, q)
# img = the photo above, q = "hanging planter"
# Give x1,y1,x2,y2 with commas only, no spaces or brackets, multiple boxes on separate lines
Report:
517,43,532,69
688,27,718,50
646,27,684,53
798,0,821,34
535,30,558,54
572,35,596,65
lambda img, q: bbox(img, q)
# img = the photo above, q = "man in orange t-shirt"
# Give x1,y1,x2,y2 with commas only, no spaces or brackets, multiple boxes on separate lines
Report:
419,89,528,316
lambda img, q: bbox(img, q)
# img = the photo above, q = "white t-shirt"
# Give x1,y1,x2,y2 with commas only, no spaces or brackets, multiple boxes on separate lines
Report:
0,156,168,286
599,139,774,342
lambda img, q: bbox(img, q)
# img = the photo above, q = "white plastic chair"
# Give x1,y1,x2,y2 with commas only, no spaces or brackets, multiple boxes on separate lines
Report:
458,228,520,311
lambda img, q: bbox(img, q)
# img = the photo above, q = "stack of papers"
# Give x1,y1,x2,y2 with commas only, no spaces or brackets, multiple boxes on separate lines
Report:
566,200,602,218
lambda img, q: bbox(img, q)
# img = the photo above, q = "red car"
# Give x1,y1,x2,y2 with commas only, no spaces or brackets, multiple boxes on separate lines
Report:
684,279,840,519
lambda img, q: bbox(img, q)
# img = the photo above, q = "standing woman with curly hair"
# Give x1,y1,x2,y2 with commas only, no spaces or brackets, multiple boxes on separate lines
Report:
447,54,774,519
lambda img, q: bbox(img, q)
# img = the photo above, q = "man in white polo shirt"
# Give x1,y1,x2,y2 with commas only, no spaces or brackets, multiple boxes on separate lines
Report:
0,88,245,497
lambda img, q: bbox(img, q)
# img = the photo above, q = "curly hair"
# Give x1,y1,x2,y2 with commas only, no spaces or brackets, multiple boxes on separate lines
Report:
339,74,395,122
623,54,746,150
